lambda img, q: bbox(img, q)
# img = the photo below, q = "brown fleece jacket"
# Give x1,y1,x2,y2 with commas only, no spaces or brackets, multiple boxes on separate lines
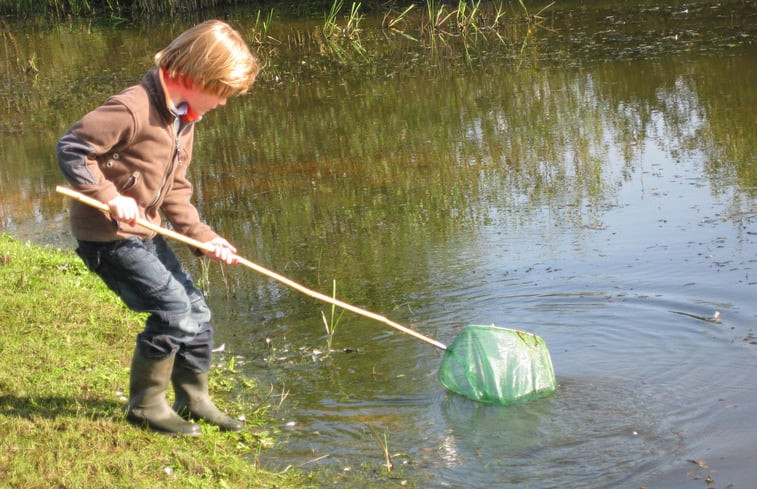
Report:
57,67,218,244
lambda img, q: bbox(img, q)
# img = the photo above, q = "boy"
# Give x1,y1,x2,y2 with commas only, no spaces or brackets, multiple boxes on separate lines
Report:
57,20,259,436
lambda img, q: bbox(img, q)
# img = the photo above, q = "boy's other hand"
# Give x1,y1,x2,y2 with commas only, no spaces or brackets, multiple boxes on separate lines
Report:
204,237,238,265
107,195,139,226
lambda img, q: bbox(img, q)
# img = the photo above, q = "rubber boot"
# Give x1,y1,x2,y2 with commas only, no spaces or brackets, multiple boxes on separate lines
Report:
126,349,201,436
172,366,244,432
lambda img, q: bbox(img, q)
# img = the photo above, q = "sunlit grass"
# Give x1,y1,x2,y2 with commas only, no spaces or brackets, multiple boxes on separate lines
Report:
0,234,311,489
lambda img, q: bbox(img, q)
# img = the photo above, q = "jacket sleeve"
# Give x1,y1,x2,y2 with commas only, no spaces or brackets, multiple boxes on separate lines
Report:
56,98,136,205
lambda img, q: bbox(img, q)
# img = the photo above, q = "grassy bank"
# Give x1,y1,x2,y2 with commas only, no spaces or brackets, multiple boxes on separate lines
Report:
0,233,310,489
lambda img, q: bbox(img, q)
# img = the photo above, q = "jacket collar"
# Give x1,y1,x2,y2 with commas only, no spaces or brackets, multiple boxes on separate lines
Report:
143,67,202,125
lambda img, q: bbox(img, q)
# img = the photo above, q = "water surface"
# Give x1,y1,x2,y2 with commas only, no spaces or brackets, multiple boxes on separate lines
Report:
1,2,755,488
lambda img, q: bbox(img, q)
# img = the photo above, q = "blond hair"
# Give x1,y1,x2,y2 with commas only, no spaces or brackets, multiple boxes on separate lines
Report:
155,20,259,98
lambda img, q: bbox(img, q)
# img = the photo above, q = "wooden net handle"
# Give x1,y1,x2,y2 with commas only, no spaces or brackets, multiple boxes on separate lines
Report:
55,186,447,350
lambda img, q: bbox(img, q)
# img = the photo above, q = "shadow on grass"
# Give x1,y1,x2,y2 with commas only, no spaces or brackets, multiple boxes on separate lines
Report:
0,393,124,421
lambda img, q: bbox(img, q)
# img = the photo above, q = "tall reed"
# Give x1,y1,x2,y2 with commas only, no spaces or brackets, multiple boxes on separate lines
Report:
320,279,344,357
1,0,242,18
250,8,277,45
321,0,366,61
323,0,364,41
381,4,416,31
366,424,393,472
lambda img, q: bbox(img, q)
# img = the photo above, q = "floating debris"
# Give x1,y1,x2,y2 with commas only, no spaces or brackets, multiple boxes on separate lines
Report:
687,458,709,468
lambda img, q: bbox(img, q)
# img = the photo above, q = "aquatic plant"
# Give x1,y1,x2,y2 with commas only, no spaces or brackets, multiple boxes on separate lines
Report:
0,0,246,18
518,0,556,32
1,20,36,85
195,255,232,298
250,8,277,46
197,256,212,296
320,279,345,357
319,1,367,63
323,0,363,41
366,424,393,472
424,0,454,36
381,3,416,32
454,0,483,36
1,1,545,75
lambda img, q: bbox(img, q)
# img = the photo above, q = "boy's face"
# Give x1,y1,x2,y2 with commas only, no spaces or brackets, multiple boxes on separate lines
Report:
184,86,227,116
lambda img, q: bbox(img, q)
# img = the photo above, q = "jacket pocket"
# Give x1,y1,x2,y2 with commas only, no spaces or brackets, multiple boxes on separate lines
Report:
119,170,141,193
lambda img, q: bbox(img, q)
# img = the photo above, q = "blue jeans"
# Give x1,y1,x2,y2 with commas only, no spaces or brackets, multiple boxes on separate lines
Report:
76,236,213,372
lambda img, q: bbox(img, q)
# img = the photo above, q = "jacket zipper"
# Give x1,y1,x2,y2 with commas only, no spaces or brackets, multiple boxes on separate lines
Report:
146,116,192,214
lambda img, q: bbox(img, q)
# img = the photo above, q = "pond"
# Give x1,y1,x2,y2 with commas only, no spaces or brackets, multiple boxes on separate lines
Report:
1,1,755,487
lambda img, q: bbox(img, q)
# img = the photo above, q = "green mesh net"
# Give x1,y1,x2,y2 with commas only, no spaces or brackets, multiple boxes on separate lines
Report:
438,325,557,405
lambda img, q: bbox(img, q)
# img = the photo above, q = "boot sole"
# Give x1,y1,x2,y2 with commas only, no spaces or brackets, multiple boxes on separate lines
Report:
126,414,202,437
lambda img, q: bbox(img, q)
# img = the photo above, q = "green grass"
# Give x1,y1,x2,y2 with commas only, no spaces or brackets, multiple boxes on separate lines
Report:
0,233,311,489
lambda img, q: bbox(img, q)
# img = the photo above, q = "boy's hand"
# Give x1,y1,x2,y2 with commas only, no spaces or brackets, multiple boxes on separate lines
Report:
203,237,238,265
107,195,139,226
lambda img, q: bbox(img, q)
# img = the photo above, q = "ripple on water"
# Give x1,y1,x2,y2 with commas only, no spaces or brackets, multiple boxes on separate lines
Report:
427,376,683,489
247,274,755,487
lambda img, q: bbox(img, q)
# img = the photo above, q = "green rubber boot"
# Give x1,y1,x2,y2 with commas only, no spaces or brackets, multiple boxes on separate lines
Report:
126,349,201,436
172,366,244,432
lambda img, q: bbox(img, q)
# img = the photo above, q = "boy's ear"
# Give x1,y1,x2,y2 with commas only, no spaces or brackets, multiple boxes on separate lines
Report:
165,71,194,90
178,74,194,89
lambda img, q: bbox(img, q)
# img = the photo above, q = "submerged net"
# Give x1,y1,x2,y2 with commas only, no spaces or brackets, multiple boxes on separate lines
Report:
438,325,557,405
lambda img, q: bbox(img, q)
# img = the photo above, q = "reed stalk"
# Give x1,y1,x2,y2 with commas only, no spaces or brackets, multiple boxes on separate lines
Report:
320,279,344,357
323,0,342,39
455,0,483,36
366,424,393,472
518,0,556,31
425,0,455,36
1,0,243,18
381,4,415,31
323,0,364,41
197,256,212,296
250,8,277,46
2,1,547,86
320,0,366,62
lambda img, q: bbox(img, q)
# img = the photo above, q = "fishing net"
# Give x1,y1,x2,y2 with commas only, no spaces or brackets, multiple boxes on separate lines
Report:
438,325,557,405
56,186,558,407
